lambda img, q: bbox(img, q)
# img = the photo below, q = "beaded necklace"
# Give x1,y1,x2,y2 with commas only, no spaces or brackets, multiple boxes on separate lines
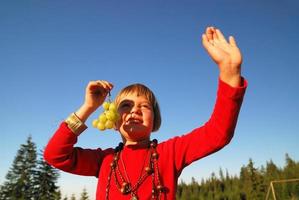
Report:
105,139,165,200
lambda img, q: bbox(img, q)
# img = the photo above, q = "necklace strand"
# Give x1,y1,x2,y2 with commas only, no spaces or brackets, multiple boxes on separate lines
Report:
105,139,164,200
120,148,149,198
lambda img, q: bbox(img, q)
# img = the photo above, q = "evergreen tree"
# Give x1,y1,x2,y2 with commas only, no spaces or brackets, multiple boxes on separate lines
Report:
0,136,37,200
281,154,299,199
176,180,183,199
246,158,265,199
189,177,200,200
79,188,89,200
239,165,250,199
178,180,190,200
265,159,281,181
53,190,62,200
70,194,76,200
33,150,60,200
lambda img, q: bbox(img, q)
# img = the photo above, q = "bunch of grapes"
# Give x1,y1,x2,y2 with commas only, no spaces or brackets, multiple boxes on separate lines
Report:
92,93,120,131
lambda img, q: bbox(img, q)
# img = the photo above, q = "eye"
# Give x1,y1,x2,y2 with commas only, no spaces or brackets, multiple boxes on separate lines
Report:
118,100,135,111
141,103,152,110
120,103,131,108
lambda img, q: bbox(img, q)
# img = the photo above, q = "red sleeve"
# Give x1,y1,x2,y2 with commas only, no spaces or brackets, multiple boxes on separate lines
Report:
44,122,108,176
168,78,247,175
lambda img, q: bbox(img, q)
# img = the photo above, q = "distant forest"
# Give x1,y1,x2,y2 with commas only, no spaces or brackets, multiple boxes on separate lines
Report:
1,136,298,200
176,155,299,200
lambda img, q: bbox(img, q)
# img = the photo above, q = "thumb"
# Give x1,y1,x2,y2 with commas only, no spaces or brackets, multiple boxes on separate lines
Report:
229,36,237,47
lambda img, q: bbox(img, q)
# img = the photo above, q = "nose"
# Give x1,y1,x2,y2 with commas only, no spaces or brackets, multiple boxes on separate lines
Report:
130,104,141,114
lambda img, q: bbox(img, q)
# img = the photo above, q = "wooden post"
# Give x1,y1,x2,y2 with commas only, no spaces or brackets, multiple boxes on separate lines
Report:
271,182,277,200
265,178,299,200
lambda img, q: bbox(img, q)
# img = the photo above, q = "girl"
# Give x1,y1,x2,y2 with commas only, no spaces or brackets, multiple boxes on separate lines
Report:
44,27,247,200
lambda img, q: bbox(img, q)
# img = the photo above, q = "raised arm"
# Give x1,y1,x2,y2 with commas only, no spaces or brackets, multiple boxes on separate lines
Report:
44,80,113,176
167,27,247,174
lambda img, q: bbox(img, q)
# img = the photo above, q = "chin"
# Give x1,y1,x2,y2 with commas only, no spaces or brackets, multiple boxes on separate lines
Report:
122,126,150,137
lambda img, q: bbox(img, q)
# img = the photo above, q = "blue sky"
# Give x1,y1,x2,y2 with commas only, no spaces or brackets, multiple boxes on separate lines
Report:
1,0,298,198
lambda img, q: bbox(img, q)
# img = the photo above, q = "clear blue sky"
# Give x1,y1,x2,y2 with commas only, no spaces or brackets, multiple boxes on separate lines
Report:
1,0,298,198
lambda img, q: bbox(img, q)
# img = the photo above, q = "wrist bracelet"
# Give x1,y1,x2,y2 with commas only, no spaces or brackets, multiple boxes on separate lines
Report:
65,113,87,135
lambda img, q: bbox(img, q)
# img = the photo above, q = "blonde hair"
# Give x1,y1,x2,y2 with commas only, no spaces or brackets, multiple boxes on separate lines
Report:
114,83,161,132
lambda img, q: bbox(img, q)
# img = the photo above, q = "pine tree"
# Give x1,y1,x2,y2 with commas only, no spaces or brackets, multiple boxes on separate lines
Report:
0,136,37,200
190,177,200,200
70,194,76,200
178,180,191,200
281,154,299,199
247,158,266,199
79,188,89,200
33,149,60,200
53,190,62,200
239,163,252,199
265,159,280,182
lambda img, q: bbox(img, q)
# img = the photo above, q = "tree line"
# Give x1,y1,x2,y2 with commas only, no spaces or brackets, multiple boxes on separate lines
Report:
176,155,299,200
1,136,298,199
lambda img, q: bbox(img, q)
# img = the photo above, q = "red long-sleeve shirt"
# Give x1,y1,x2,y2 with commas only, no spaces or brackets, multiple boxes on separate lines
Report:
44,79,247,200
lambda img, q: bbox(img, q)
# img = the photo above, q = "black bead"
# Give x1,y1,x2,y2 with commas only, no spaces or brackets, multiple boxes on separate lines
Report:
114,146,120,152
151,139,158,148
118,142,124,149
114,142,124,152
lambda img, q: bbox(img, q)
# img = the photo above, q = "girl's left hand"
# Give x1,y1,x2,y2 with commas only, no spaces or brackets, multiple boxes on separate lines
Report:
202,27,242,87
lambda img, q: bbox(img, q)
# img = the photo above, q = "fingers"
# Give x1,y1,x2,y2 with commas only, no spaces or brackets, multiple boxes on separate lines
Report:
205,27,218,43
206,27,214,41
204,27,222,46
202,33,213,49
87,80,113,96
202,27,219,47
96,80,113,91
215,29,227,43
203,26,238,47
202,33,218,59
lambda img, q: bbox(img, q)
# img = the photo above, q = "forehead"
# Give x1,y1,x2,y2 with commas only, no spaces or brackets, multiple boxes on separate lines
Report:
115,84,155,107
118,92,150,103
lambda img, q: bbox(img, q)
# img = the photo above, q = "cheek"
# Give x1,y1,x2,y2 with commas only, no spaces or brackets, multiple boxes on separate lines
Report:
145,111,155,126
116,112,126,127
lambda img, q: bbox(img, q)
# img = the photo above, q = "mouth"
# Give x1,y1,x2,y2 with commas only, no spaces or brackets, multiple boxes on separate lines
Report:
125,117,143,125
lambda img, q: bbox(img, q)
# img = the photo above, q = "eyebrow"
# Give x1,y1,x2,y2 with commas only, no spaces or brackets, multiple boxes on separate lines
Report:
119,99,151,105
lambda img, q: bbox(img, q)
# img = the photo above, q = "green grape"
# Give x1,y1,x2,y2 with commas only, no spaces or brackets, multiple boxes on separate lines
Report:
106,110,116,121
109,103,117,112
97,122,106,131
92,119,99,128
103,102,110,110
99,113,107,123
105,120,114,129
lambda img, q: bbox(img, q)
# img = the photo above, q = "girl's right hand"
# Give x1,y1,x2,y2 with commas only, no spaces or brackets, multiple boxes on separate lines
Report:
84,80,114,111
76,80,113,122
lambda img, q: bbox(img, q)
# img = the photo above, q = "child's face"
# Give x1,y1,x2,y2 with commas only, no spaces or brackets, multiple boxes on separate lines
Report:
115,92,154,144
